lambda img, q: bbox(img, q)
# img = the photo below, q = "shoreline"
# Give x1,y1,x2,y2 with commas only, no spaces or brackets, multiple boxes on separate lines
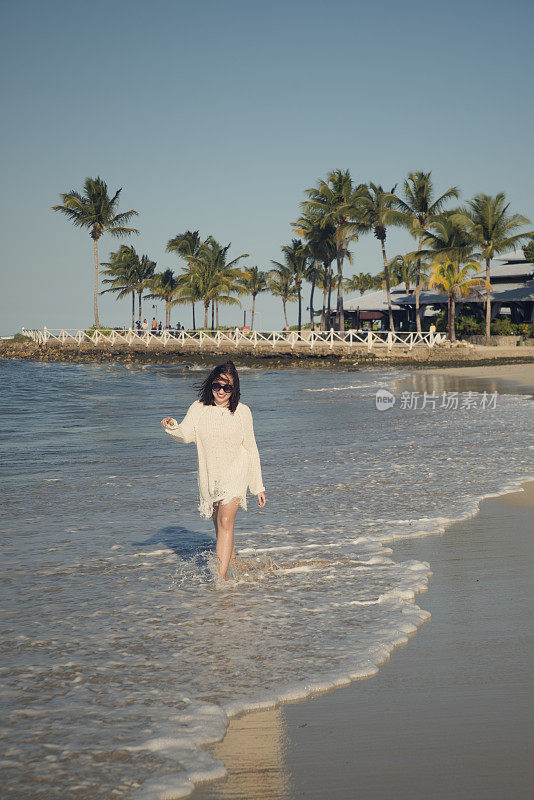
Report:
191,473,534,800
2,340,534,370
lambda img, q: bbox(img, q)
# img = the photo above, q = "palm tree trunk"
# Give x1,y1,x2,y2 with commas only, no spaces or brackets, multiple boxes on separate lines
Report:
283,299,289,327
204,303,209,330
326,261,333,329
93,238,100,328
380,240,395,332
297,283,302,333
310,261,317,330
216,299,219,330
138,291,142,322
415,234,423,334
321,270,328,331
211,299,214,331
447,296,452,341
188,260,196,331
485,257,491,345
131,292,135,329
251,294,256,331
336,244,344,332
415,285,422,334
450,294,456,341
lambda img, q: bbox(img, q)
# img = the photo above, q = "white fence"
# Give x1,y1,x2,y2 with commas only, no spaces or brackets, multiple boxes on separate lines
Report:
22,327,445,352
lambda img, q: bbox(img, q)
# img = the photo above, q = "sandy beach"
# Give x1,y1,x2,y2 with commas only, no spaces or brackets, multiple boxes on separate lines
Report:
192,365,534,800
396,363,534,396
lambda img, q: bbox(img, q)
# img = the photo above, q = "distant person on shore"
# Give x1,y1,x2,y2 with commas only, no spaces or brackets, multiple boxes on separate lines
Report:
161,360,266,582
158,321,162,333
142,319,149,332
429,323,436,336
151,317,157,332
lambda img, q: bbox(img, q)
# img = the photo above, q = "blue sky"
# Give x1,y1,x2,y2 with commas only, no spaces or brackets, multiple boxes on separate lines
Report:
1,0,533,333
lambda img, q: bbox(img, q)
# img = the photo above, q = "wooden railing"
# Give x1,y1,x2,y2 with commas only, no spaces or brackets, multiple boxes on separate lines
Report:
22,327,445,351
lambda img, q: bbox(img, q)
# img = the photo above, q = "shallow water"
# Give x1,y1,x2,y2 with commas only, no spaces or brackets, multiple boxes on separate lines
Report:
1,360,532,799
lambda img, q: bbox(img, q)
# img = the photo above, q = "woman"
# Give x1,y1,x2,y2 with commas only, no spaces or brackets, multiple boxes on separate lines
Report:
161,360,266,580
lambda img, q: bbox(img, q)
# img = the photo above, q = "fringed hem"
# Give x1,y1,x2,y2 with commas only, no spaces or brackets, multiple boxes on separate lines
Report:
198,493,247,519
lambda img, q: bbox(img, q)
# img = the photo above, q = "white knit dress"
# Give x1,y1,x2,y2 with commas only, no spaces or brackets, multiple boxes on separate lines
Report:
164,400,265,519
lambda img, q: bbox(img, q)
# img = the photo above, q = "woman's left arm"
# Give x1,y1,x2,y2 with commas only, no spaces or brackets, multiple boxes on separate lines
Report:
242,405,266,497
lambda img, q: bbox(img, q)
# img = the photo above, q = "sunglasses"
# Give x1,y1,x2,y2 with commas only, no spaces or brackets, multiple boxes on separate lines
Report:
212,381,233,394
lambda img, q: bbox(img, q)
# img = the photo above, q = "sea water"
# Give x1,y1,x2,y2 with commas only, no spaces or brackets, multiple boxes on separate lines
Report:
1,360,532,799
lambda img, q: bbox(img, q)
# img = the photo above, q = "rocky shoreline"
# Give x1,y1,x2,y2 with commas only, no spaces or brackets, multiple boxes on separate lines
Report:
2,339,534,370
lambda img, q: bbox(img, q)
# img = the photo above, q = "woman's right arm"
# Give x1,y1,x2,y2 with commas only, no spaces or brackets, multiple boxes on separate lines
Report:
161,402,197,444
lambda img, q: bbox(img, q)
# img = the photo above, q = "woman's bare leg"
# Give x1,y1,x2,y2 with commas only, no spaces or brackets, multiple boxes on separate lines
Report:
212,501,236,563
214,497,240,579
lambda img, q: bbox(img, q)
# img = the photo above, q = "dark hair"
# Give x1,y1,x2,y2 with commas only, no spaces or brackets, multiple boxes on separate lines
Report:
194,361,241,412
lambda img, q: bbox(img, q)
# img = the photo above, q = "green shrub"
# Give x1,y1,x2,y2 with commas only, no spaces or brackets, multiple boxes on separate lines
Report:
522,238,534,262
512,322,534,337
84,326,115,336
490,317,516,335
429,309,447,332
11,333,32,343
455,314,485,336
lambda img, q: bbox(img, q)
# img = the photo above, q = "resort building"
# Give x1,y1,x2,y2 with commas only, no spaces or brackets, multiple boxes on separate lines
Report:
336,250,534,329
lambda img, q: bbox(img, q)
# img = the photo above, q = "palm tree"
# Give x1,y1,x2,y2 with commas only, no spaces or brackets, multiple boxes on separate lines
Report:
424,212,478,266
389,253,433,331
344,272,375,295
462,193,532,344
268,264,298,328
393,172,459,333
52,177,139,328
235,267,269,330
166,230,203,330
187,238,248,329
389,253,419,293
133,253,157,321
210,243,249,330
302,169,365,332
317,265,340,331
356,183,401,332
429,258,489,342
423,213,483,341
100,245,155,325
293,212,319,331
293,212,339,330
378,254,428,326
148,269,179,327
272,239,308,333
100,246,138,328
173,271,204,328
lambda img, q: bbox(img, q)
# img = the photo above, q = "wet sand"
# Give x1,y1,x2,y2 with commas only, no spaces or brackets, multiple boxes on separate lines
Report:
397,362,534,397
193,480,534,800
192,368,534,800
